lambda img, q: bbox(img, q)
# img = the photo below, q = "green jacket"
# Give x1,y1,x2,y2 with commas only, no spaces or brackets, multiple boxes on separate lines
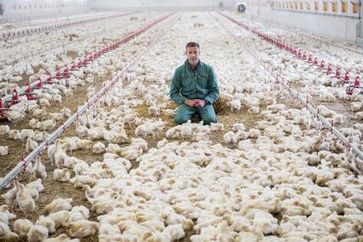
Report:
170,60,220,105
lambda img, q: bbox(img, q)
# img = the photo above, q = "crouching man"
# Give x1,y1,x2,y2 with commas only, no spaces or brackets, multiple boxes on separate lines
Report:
169,42,220,125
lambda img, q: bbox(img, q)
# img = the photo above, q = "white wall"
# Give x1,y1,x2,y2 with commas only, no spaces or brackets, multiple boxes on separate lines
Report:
0,0,89,19
246,1,360,44
89,0,234,10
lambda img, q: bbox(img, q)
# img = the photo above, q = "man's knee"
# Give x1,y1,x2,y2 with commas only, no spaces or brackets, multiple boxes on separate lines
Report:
175,104,194,125
175,109,191,125
202,115,217,125
175,115,190,125
200,105,217,125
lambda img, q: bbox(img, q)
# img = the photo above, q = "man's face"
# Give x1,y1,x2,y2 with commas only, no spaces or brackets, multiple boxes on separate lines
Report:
186,46,200,66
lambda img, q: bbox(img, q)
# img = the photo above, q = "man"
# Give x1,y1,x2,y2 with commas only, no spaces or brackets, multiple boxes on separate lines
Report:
170,42,220,125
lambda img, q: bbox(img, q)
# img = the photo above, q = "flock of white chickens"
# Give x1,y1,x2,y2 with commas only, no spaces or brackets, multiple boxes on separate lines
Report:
0,10,362,242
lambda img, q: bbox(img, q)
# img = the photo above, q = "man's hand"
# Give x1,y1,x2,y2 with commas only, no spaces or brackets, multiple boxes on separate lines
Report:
185,99,207,108
194,99,206,108
184,99,196,107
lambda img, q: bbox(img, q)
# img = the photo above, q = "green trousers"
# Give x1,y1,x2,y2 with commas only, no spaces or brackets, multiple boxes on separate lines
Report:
175,104,217,125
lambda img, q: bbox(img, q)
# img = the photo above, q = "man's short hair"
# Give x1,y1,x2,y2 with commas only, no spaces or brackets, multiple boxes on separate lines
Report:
186,42,200,49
